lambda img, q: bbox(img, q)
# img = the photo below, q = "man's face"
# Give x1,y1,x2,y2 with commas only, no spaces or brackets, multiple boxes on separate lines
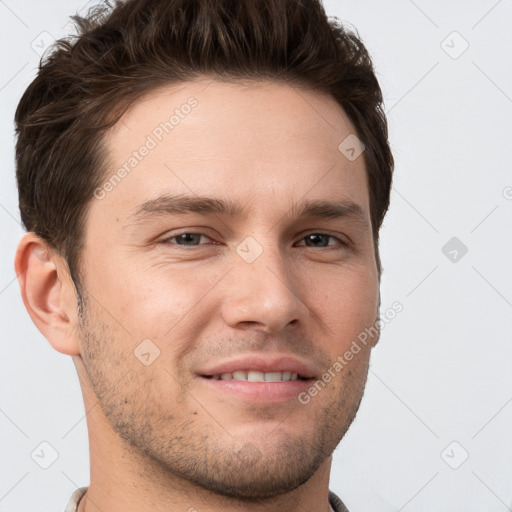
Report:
76,80,379,499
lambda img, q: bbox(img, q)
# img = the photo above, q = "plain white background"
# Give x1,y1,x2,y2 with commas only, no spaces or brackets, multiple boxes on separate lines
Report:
1,1,511,511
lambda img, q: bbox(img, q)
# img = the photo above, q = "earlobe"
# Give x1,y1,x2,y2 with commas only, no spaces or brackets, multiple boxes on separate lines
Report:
14,233,81,356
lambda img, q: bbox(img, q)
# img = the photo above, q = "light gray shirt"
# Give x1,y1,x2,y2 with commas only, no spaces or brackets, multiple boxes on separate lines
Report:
65,487,350,511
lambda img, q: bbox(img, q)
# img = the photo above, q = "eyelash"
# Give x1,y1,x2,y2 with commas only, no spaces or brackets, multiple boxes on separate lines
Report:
160,231,348,249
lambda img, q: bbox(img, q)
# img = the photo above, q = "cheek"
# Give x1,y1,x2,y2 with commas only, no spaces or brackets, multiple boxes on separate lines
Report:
104,262,225,343
312,264,378,323
308,268,379,365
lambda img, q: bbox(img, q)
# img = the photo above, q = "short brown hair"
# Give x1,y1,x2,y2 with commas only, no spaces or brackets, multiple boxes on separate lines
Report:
15,0,393,296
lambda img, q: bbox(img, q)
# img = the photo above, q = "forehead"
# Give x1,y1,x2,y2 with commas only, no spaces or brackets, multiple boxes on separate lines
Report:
94,80,370,227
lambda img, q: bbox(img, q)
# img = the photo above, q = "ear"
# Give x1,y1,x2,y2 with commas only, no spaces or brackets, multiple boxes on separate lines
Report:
14,232,81,356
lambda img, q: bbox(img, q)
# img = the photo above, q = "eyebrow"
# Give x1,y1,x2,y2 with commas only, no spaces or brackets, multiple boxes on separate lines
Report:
126,194,370,230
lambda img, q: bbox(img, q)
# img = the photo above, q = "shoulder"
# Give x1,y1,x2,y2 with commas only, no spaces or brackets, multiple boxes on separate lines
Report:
329,489,350,512
64,487,88,512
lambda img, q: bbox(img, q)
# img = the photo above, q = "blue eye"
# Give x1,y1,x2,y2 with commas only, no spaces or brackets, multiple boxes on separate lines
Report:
164,233,213,247
161,232,347,249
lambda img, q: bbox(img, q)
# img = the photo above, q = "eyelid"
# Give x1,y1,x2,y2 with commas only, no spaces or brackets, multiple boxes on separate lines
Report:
295,232,349,247
161,231,215,246
160,229,349,248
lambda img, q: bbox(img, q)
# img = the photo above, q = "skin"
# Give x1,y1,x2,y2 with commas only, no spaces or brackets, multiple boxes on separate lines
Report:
15,80,380,512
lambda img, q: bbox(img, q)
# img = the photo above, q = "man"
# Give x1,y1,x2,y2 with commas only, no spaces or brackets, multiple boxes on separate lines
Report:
14,0,393,510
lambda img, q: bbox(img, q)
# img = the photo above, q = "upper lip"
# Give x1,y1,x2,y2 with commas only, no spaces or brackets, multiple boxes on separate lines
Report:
198,354,317,379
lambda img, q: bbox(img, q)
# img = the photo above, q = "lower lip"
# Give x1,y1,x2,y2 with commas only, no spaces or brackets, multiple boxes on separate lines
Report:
199,377,313,403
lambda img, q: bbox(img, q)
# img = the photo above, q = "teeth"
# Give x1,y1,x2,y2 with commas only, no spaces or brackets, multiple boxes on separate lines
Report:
210,371,302,382
248,370,265,382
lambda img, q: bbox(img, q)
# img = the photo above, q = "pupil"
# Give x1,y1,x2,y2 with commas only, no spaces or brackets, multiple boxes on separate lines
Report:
180,234,198,245
308,234,327,247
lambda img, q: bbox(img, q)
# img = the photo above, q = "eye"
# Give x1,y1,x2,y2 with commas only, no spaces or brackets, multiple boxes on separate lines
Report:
296,233,348,248
160,231,348,250
162,232,215,247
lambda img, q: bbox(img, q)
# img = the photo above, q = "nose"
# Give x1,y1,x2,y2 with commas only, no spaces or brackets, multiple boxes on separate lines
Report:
220,243,308,334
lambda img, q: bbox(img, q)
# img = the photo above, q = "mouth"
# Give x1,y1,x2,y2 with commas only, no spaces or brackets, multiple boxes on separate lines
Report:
202,371,309,382
197,354,317,403
199,373,313,403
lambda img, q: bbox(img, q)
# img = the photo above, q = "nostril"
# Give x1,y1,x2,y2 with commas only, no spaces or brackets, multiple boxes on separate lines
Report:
239,321,262,329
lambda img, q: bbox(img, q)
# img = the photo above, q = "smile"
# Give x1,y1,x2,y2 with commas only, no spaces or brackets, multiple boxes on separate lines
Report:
204,371,307,382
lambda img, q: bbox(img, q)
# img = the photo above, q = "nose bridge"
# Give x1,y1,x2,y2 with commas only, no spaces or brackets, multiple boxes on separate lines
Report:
221,236,306,333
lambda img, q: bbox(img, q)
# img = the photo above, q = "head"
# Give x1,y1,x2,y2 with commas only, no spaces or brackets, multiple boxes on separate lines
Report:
14,0,393,501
